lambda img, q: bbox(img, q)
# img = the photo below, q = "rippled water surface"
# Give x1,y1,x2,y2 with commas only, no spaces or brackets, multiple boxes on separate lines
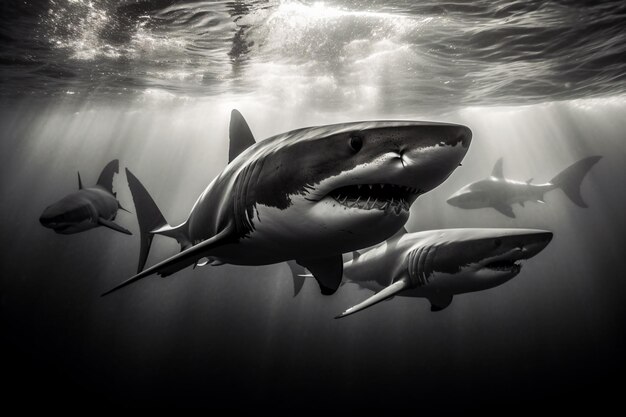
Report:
2,0,626,109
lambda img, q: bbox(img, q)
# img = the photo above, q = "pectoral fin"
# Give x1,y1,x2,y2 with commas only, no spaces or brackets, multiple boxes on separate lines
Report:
428,293,453,312
286,260,307,297
493,204,515,218
297,255,343,295
101,224,235,296
335,278,409,319
118,201,132,213
98,217,132,235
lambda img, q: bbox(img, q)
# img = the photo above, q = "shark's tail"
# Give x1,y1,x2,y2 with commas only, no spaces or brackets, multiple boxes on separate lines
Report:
125,168,191,273
549,156,602,208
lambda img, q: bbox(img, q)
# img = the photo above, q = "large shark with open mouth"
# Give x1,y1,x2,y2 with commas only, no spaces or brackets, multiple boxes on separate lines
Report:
102,110,471,296
39,159,132,235
336,228,552,318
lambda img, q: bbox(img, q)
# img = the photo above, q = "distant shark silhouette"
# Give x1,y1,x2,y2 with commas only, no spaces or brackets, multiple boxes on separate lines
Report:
102,110,472,296
334,228,553,318
40,159,131,235
447,156,602,218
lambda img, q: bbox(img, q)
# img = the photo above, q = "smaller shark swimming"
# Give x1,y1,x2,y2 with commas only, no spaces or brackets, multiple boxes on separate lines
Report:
335,228,553,318
446,156,602,218
39,159,131,235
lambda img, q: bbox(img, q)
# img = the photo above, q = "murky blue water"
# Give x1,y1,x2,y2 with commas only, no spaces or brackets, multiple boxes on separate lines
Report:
0,0,624,412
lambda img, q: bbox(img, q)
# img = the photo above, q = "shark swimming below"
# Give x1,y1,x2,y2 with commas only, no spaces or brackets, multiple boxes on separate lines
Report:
39,159,131,235
335,228,553,318
446,156,602,218
102,110,472,296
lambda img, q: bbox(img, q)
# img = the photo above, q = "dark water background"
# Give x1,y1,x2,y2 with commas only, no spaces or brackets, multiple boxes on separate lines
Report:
1,0,625,412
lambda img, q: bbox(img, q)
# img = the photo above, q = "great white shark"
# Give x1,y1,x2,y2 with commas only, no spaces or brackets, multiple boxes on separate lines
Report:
102,110,472,296
39,159,132,235
446,156,602,218
335,228,553,318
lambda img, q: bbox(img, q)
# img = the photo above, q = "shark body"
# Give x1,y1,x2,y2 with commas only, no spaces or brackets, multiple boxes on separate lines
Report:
39,159,131,235
103,110,471,295
447,156,601,218
337,228,552,318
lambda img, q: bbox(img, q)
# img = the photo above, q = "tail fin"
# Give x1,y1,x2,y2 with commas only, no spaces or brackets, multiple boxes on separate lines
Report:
96,160,119,193
550,156,602,207
126,168,183,273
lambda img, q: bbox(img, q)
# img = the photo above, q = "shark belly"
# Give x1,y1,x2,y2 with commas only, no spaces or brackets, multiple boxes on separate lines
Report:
403,271,516,296
207,201,408,265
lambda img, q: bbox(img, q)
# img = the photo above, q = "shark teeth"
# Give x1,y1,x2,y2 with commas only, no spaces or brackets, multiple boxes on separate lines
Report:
485,259,522,271
329,183,420,214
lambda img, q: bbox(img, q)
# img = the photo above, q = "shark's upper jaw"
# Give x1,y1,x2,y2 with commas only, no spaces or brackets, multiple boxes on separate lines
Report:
447,188,479,208
477,231,553,276
328,183,420,214
416,229,552,287
482,253,523,274
40,197,95,231
301,122,471,216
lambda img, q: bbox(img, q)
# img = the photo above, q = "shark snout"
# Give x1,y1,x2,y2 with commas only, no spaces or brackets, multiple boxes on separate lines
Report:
446,189,483,209
519,231,553,258
39,206,57,228
451,125,472,148
366,124,469,194
446,193,462,207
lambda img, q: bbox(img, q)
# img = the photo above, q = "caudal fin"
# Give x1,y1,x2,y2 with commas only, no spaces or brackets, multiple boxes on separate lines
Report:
550,156,602,207
125,168,168,273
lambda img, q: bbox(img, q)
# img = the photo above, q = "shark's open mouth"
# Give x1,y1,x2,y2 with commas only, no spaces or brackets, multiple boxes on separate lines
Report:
329,184,420,214
485,259,522,272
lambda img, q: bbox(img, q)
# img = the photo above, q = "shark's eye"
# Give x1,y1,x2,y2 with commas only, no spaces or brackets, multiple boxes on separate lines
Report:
349,135,363,153
493,238,502,248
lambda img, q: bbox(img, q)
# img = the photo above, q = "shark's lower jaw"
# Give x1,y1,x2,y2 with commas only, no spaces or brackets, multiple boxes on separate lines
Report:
44,222,67,230
329,184,419,214
484,259,522,273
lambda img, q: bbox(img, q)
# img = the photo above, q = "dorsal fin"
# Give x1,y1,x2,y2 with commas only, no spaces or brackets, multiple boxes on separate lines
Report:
526,177,533,184
491,158,504,179
96,159,119,193
228,109,256,163
77,172,83,190
352,251,360,260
